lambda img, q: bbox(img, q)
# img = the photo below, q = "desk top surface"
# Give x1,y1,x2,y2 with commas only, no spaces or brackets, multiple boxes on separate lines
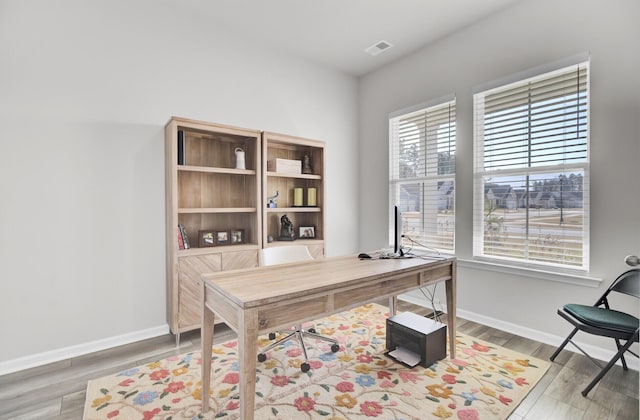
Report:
201,254,455,309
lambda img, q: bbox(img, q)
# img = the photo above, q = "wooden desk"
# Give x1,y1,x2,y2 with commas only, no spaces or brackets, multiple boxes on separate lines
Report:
200,254,456,418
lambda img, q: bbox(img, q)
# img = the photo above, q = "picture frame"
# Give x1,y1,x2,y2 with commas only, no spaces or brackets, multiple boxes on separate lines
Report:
230,229,244,244
299,226,315,239
198,230,216,248
215,230,230,246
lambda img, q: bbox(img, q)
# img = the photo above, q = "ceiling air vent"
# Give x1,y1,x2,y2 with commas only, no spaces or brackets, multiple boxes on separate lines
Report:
364,40,393,56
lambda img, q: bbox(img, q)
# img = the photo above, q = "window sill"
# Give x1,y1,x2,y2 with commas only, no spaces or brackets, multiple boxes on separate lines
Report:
457,258,602,288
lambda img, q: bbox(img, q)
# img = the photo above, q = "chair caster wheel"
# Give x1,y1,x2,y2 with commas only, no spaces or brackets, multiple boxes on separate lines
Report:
268,333,276,340
308,328,316,334
300,362,311,373
257,353,267,362
331,344,340,353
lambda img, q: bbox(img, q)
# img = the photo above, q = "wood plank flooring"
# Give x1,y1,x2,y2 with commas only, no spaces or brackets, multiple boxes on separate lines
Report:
0,301,637,419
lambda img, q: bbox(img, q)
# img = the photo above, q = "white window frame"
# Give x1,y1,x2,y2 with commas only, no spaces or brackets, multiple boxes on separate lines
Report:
389,95,456,254
472,58,590,274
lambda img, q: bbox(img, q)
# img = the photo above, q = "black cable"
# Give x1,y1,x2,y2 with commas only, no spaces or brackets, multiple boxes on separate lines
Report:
402,236,448,261
419,283,442,322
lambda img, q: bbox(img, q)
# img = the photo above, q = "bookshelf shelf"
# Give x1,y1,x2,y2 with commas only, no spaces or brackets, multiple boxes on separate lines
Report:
266,207,321,213
266,171,322,180
178,207,258,214
179,165,256,176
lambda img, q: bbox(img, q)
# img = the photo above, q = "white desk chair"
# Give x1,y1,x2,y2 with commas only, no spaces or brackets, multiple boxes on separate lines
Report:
257,245,340,372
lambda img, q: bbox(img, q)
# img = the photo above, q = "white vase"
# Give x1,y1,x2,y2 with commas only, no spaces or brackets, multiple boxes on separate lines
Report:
234,147,246,170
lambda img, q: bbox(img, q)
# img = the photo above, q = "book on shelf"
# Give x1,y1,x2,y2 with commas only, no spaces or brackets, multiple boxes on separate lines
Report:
179,224,190,249
177,226,185,250
177,130,186,165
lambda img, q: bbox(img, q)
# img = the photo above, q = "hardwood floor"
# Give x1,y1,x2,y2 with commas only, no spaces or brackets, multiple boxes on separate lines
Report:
0,301,637,419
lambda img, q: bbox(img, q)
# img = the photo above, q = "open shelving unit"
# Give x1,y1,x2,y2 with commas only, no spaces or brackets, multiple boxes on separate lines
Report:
165,118,326,338
262,131,325,259
165,117,261,336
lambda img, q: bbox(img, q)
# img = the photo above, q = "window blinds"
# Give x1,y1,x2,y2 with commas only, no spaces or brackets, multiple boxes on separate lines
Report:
390,99,456,252
473,62,589,270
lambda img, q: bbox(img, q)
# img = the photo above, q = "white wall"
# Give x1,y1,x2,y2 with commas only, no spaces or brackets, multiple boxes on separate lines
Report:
359,0,640,355
0,1,359,371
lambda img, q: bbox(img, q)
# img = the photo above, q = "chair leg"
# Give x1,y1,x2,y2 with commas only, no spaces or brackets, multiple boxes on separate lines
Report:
296,329,310,361
582,335,637,397
258,323,339,372
550,328,579,361
259,330,297,354
303,329,339,346
614,338,629,370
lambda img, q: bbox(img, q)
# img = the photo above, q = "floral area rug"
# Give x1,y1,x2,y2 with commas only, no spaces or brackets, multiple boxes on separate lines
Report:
84,303,549,419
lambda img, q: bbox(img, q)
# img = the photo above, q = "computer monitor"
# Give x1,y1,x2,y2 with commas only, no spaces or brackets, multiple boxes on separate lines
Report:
394,205,404,257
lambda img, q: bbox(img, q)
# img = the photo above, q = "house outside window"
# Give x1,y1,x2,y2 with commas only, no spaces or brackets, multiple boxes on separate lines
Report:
473,61,589,271
389,97,456,253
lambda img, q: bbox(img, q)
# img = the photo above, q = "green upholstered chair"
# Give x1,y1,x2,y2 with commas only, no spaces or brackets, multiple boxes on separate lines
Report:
550,269,639,396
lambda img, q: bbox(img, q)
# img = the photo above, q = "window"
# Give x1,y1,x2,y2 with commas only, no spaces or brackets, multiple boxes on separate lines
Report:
389,97,456,253
473,62,589,271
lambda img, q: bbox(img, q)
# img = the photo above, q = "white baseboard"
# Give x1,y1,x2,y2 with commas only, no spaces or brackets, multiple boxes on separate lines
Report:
2,296,637,377
0,324,170,376
398,294,639,371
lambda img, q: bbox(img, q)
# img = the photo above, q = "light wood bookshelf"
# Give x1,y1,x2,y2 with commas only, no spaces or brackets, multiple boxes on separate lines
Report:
165,119,326,338
262,131,325,258
165,117,262,337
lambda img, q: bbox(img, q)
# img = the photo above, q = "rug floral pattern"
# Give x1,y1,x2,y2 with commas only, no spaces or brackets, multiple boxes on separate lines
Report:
84,304,549,419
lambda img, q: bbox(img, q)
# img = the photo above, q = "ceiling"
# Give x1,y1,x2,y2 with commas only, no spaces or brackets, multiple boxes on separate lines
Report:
193,0,520,76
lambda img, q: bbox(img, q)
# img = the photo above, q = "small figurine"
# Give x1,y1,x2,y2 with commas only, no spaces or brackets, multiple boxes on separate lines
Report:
302,154,313,174
279,214,295,241
267,190,279,208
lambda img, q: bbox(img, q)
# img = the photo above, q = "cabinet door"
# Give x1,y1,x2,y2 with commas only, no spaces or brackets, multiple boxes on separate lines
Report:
177,254,222,328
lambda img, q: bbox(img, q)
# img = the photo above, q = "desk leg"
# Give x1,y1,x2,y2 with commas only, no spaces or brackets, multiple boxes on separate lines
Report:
445,268,457,359
388,296,397,316
238,309,259,420
201,300,215,413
